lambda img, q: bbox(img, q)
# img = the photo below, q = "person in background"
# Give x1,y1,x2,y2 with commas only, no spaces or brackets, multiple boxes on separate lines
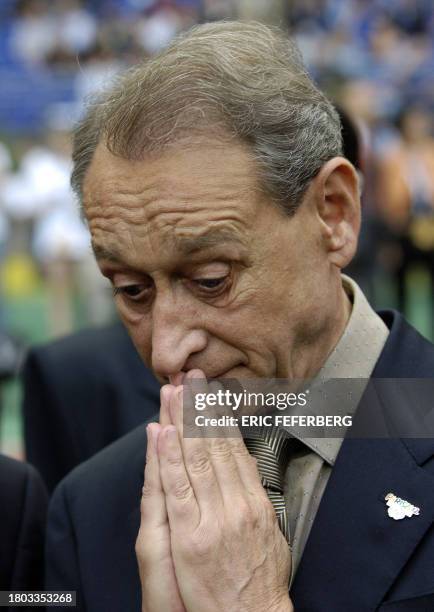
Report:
22,322,159,493
377,106,434,329
0,454,48,592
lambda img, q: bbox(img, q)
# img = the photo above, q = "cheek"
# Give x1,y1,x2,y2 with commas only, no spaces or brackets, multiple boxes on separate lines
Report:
207,301,277,356
118,312,154,367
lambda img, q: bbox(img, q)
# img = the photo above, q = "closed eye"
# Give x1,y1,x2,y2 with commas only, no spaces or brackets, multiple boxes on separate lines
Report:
113,284,150,301
193,277,227,289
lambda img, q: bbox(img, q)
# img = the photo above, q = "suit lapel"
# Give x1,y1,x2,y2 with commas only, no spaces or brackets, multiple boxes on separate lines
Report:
291,373,434,611
291,440,434,610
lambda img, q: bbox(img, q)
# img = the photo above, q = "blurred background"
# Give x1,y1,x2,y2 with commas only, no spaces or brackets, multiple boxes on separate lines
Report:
1,0,434,458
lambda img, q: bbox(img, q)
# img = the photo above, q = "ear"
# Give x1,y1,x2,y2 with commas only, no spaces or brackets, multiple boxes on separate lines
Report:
312,157,361,269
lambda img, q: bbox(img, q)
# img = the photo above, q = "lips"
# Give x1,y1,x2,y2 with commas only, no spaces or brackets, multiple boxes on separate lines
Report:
209,364,247,380
166,364,247,384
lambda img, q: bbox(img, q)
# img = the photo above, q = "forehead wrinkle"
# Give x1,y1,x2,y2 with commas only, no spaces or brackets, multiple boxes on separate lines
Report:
144,207,251,251
84,187,157,221
142,185,256,225
86,205,149,228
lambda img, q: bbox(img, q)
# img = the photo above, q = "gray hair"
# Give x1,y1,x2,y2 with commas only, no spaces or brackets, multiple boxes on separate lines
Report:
72,20,343,215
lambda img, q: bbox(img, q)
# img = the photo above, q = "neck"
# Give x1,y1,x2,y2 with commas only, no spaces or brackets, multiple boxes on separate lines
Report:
284,281,352,380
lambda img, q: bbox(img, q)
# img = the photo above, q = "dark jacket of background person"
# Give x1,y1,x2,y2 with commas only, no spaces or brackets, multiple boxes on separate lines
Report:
45,310,434,612
0,454,47,591
22,322,160,493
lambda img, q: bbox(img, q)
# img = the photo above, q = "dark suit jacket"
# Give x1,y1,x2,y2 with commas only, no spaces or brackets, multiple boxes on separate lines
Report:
0,455,48,591
45,311,434,611
22,323,160,492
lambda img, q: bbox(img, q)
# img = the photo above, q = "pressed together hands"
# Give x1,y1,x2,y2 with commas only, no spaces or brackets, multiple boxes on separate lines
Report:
135,369,294,612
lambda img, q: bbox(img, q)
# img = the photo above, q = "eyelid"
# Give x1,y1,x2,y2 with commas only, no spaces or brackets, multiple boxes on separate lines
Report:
191,273,228,282
111,271,153,289
112,283,152,300
188,261,230,277
193,276,227,285
189,274,232,298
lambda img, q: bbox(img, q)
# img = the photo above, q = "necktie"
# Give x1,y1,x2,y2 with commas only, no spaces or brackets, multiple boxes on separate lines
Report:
244,426,293,543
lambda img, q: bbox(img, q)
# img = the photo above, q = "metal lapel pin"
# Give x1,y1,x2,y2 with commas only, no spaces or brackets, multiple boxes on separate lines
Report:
385,493,420,520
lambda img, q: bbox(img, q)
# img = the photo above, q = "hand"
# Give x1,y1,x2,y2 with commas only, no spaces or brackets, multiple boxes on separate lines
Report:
158,371,293,612
136,385,187,612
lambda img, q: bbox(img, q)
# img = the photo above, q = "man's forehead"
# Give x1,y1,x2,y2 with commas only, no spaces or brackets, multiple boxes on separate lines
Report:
84,140,272,271
82,139,262,207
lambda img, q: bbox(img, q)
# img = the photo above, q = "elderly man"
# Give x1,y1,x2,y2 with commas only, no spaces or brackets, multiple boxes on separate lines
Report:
46,21,434,612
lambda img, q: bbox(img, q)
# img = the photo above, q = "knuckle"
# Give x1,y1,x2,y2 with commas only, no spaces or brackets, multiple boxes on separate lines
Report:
230,439,250,457
209,437,231,458
188,449,211,475
139,485,153,518
188,528,215,559
141,480,152,500
172,479,193,502
175,523,210,560
167,453,184,469
233,499,257,530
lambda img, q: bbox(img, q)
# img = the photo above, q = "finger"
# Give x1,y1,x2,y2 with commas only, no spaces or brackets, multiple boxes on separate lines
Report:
229,436,267,499
140,423,167,530
169,369,208,436
204,380,267,499
160,384,176,426
209,384,267,498
158,424,200,528
172,384,223,515
202,381,246,507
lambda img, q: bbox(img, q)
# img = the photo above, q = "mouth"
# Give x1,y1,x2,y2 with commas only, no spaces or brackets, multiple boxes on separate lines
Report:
209,364,248,380
166,364,246,385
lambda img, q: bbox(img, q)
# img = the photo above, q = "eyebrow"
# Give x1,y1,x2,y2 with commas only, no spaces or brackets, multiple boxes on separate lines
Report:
174,229,244,255
92,243,124,264
92,229,244,263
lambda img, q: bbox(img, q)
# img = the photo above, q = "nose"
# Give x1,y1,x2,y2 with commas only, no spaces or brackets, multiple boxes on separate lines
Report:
151,292,207,379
